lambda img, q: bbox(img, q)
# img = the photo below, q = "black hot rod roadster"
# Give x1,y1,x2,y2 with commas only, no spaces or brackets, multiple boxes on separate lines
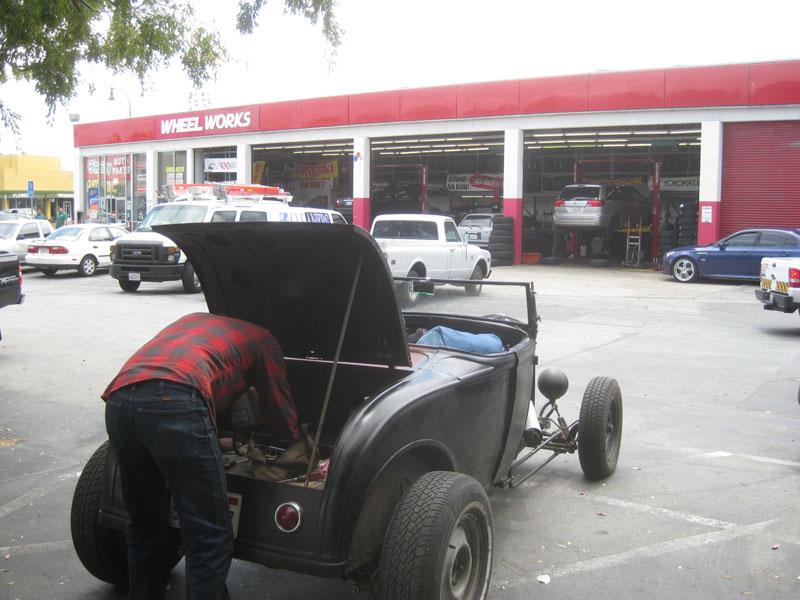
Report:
71,222,623,599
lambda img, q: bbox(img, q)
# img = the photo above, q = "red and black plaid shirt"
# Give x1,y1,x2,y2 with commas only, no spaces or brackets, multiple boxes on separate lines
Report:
102,312,299,441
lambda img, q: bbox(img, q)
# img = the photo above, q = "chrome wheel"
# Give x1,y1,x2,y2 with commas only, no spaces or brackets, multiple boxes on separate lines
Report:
672,257,698,283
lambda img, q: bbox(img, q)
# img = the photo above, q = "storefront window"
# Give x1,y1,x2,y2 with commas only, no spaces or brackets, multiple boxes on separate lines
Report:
132,153,147,226
84,154,139,229
200,146,237,183
158,151,187,193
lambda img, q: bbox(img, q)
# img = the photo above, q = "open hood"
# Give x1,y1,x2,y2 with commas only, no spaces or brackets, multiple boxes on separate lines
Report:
155,222,411,368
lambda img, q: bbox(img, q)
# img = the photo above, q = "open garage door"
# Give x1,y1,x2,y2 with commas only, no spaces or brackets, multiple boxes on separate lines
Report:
720,121,800,237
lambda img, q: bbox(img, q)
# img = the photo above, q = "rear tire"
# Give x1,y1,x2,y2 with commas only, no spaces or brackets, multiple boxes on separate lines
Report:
71,441,183,586
40,267,57,277
378,471,492,600
578,377,623,480
78,255,98,277
70,441,130,586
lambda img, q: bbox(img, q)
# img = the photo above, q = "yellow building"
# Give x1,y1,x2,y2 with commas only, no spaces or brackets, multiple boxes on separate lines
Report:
0,154,74,221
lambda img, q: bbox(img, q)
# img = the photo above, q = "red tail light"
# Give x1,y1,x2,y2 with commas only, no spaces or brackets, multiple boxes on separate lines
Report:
48,246,68,254
554,200,565,207
586,200,604,207
275,502,302,532
789,268,800,288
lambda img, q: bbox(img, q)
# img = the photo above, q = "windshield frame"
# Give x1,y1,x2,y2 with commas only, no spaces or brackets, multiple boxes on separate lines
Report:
394,276,537,336
137,204,210,231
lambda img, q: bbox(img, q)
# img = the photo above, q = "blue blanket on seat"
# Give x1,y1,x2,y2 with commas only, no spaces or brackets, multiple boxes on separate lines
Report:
416,326,505,354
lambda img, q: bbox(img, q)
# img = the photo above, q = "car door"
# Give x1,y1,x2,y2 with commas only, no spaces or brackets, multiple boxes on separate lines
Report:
702,231,759,277
752,231,800,273
16,222,43,261
444,220,471,278
88,227,116,266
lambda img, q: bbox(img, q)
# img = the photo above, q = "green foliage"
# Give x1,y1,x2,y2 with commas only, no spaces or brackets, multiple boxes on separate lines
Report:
0,0,341,117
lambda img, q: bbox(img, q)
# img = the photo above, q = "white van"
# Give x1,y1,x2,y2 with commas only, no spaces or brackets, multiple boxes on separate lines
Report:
109,184,346,293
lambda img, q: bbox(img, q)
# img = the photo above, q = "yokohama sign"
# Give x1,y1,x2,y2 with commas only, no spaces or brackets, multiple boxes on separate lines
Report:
156,105,259,139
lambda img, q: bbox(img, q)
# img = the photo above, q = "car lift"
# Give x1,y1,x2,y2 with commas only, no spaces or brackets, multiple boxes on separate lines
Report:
574,158,662,267
623,217,644,267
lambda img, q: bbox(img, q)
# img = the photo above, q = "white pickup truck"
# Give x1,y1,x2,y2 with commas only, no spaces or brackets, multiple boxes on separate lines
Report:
755,257,800,315
370,213,492,306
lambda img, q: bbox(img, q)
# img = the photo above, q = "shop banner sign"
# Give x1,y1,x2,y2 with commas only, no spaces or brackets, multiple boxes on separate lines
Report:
205,158,237,173
107,155,130,180
293,160,338,180
446,173,503,192
85,157,100,200
660,176,699,192
296,179,334,190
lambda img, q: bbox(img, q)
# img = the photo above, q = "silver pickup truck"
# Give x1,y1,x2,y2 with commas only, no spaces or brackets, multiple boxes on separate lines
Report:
754,256,800,315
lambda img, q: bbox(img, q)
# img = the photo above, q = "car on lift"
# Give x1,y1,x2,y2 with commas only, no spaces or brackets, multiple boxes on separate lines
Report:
71,222,624,600
552,182,652,231
662,227,800,283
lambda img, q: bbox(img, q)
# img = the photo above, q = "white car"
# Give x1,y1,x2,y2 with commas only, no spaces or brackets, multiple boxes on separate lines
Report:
0,219,54,263
26,223,129,277
457,213,494,248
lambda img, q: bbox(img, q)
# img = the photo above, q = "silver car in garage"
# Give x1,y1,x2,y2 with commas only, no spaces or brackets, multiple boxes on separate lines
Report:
552,183,651,230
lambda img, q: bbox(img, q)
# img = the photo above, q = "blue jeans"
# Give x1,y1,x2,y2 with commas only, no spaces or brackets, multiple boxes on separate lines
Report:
105,380,233,600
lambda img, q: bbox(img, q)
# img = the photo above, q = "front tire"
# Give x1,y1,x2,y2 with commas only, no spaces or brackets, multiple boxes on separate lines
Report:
181,262,202,294
379,471,492,600
465,264,484,296
672,257,698,283
578,377,623,480
118,279,140,292
78,255,98,277
397,269,421,308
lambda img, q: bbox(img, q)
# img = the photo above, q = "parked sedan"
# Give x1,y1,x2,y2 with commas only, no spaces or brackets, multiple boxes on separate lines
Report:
26,224,129,276
0,218,53,263
661,227,800,283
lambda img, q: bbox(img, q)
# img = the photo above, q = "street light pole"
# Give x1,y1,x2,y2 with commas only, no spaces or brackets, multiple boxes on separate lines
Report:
109,87,132,118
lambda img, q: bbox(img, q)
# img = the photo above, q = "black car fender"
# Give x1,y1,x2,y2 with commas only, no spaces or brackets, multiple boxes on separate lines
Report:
344,438,456,573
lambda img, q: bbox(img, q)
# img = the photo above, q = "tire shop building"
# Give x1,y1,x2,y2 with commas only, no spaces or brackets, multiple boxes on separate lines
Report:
71,59,799,265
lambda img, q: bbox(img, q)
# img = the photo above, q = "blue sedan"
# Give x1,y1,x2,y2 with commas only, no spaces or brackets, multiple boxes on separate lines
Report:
661,228,800,283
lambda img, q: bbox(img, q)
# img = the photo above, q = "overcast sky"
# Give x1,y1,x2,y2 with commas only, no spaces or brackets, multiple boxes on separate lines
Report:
1,0,798,169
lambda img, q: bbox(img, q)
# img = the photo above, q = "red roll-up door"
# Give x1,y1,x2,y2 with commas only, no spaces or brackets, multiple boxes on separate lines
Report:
720,121,800,238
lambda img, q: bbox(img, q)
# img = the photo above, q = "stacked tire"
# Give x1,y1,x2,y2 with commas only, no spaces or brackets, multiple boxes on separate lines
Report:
488,216,514,266
658,225,678,259
677,202,699,246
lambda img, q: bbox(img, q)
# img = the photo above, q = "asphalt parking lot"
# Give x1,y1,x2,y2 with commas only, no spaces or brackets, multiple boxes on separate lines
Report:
1,262,798,599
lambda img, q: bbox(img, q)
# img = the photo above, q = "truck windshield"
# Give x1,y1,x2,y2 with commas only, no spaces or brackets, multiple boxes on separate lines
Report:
136,204,209,231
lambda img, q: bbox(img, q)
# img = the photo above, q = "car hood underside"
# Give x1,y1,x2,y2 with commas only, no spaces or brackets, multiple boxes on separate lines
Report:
155,222,411,368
